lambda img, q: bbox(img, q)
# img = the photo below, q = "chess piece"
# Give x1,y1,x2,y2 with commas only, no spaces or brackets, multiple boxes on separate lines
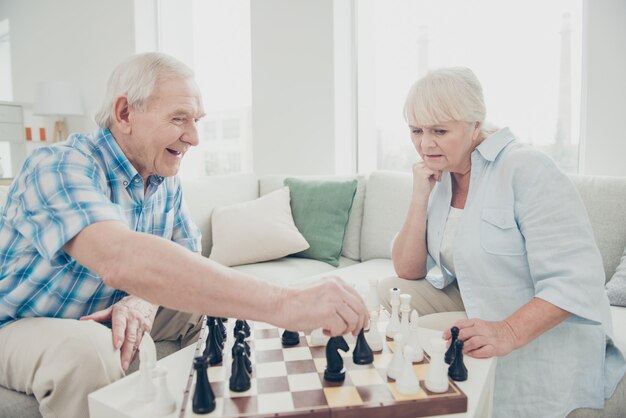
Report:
135,332,156,403
448,340,468,382
152,366,176,415
366,310,384,352
399,294,411,341
353,328,374,364
366,277,380,313
193,356,216,414
232,337,252,374
386,287,401,339
205,323,223,366
387,333,405,380
445,326,459,365
406,310,424,363
396,345,421,395
281,330,300,346
216,317,227,340
310,327,327,346
235,330,251,357
229,343,252,392
324,336,349,382
234,319,251,338
425,338,449,393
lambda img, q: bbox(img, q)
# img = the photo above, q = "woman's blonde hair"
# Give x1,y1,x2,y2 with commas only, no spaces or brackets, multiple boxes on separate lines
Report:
404,67,495,136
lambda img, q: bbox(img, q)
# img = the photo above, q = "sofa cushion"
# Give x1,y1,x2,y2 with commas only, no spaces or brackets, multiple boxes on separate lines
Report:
571,175,626,283
284,178,357,267
209,187,309,267
361,171,413,261
259,175,366,261
606,245,626,307
300,258,396,295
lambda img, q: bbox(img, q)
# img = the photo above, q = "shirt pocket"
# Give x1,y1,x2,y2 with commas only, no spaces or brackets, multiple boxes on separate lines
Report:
480,208,526,256
151,211,175,240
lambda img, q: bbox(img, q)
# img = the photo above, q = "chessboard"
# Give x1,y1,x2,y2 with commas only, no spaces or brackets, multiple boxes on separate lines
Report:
179,319,467,418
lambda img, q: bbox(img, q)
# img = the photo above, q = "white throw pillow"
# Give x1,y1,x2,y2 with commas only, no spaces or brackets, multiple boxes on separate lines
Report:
209,187,310,267
607,245,626,307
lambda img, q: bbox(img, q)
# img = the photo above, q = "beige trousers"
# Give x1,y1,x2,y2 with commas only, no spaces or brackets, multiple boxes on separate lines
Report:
376,276,465,315
0,308,202,418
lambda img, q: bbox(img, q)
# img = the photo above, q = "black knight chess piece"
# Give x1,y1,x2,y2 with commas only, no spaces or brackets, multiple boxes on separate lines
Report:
448,339,468,382
324,336,349,382
229,343,252,392
281,330,300,346
232,336,252,374
192,356,216,414
353,328,374,364
204,320,223,366
235,330,251,357
234,319,251,338
445,326,459,365
216,317,227,340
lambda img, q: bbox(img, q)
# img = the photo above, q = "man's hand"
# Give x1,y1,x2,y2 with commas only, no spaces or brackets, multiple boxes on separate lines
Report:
443,318,518,359
279,277,368,337
81,295,158,371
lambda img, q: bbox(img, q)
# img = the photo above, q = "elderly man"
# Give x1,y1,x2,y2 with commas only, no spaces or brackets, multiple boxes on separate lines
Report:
0,52,367,418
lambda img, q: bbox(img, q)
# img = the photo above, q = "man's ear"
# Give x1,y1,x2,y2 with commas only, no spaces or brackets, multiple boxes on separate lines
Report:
112,96,132,134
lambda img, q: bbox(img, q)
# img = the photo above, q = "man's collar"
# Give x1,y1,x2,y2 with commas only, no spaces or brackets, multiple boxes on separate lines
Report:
474,127,516,162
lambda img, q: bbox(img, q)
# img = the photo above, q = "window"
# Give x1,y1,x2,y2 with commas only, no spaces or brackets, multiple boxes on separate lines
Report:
0,18,12,101
356,0,582,173
157,0,252,179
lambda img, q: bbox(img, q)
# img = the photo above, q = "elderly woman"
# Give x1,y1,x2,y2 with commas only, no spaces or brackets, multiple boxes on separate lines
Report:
378,67,625,417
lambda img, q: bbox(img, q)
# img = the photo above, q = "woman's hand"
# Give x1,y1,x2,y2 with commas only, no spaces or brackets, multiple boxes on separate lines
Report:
443,318,518,358
412,162,441,202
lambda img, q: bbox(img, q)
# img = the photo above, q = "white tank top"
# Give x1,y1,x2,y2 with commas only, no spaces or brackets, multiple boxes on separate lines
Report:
439,207,463,278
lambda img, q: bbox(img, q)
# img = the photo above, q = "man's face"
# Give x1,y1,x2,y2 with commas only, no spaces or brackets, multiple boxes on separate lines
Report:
126,76,205,180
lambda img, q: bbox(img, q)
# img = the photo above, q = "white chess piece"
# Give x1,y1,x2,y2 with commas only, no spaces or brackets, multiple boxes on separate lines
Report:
425,338,449,393
366,310,383,352
399,294,411,341
366,277,380,312
406,310,424,363
387,333,404,380
310,327,328,346
135,332,157,403
396,345,421,395
152,366,176,415
386,287,401,339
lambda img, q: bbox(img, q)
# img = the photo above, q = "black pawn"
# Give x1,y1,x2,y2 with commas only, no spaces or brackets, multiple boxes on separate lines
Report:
281,330,300,346
324,336,349,382
352,329,374,364
192,356,216,414
229,343,251,392
448,339,468,382
445,326,459,365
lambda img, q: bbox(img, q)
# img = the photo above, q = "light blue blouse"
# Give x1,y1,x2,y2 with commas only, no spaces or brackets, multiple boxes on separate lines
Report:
424,128,625,418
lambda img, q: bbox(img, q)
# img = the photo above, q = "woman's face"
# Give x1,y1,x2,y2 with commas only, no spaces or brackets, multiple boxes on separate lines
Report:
409,120,480,174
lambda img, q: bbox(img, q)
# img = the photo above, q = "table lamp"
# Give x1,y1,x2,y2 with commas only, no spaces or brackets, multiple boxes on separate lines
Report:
33,80,84,141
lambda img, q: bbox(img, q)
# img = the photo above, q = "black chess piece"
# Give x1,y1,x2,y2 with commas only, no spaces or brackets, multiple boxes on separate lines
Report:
448,339,468,382
192,356,216,414
205,323,223,366
216,317,227,340
229,343,251,392
281,330,300,346
445,326,459,365
353,328,374,364
231,339,252,374
235,330,251,357
324,336,349,382
234,319,251,338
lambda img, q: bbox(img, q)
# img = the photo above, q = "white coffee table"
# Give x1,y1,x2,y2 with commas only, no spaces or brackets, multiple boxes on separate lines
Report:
89,324,496,418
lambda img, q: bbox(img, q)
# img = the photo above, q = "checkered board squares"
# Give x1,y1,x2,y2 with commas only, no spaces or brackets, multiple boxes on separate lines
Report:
181,320,467,418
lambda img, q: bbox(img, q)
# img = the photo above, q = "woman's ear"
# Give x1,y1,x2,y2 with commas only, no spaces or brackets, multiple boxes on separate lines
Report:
472,121,481,141
112,96,132,134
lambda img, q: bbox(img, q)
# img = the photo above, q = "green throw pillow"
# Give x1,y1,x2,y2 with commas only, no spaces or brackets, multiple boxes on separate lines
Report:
284,178,358,267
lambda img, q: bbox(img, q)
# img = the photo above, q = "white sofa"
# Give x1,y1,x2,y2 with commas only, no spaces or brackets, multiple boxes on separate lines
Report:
0,171,625,417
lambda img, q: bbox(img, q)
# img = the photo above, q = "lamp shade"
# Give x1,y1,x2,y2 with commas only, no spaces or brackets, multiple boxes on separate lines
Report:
33,80,84,116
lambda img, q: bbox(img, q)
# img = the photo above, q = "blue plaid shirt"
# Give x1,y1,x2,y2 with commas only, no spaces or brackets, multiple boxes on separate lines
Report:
0,129,201,328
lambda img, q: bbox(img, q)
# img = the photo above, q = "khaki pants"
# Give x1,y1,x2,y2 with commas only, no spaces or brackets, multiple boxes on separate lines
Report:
376,276,465,315
0,308,202,418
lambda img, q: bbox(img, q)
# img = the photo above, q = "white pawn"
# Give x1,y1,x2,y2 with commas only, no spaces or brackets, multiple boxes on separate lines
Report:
406,310,424,363
310,327,327,346
399,294,411,341
366,277,380,312
386,287,401,339
425,338,449,393
387,333,404,380
366,310,383,352
135,333,156,403
396,345,421,395
152,366,176,415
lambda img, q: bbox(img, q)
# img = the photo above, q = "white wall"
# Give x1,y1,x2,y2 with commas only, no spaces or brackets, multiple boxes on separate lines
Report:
580,0,626,176
0,0,135,135
250,0,338,176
